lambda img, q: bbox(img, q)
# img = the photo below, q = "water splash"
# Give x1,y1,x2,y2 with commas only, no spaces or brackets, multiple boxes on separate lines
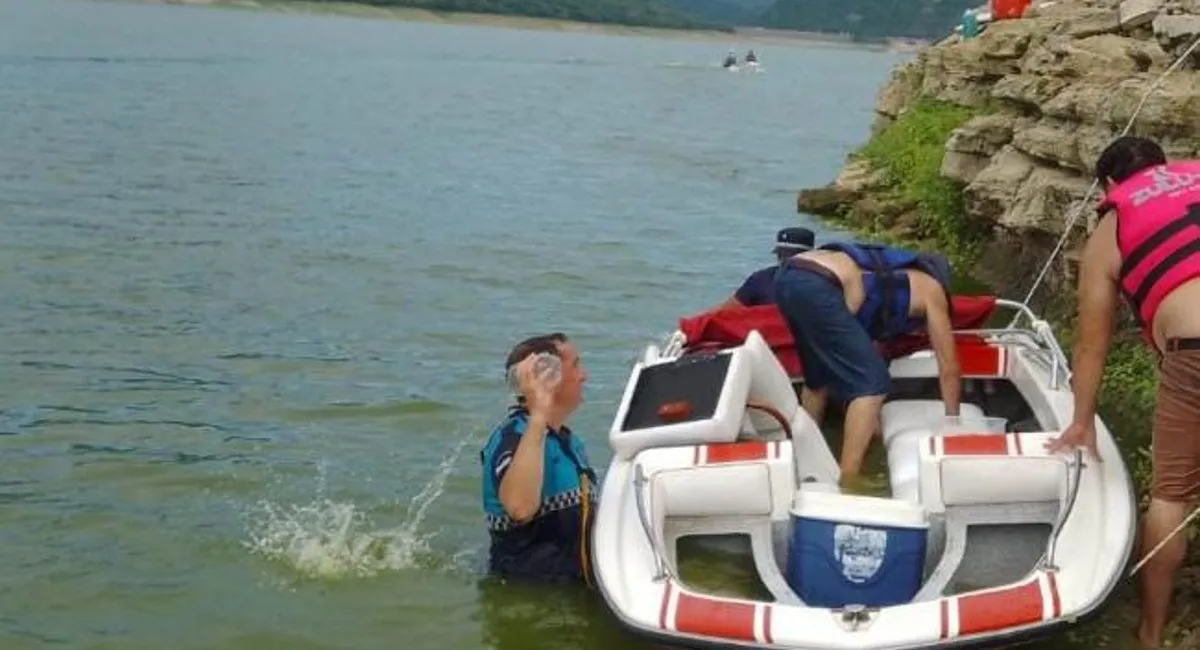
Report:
242,433,475,580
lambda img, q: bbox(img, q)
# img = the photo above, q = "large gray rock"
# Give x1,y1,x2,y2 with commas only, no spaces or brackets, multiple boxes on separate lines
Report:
833,159,886,195
946,114,1021,156
992,74,1073,109
1061,7,1123,37
1118,0,1164,28
1012,121,1082,169
964,146,1038,224
1022,33,1169,78
1153,14,1200,68
1002,166,1096,231
942,150,993,184
875,62,924,119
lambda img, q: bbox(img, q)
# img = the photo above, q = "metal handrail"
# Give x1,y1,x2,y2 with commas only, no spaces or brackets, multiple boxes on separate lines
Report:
990,299,1073,389
632,463,675,582
1041,449,1085,571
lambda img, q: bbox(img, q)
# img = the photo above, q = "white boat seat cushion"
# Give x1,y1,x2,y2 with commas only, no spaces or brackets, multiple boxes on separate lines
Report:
882,400,986,502
652,464,773,518
880,399,987,446
919,431,1070,513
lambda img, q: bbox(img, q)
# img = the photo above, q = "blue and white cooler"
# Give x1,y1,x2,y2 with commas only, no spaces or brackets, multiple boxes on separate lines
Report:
785,488,929,608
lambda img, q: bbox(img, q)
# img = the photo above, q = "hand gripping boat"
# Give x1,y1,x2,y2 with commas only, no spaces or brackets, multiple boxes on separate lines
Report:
592,298,1136,650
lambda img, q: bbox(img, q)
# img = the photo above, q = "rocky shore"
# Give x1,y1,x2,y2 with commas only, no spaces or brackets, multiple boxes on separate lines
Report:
798,0,1199,311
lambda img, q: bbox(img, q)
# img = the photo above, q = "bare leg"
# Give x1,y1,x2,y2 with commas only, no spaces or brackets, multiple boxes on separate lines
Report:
838,394,885,482
1136,498,1190,649
800,385,827,424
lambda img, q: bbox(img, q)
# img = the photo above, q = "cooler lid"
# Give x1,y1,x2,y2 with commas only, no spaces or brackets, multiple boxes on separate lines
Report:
791,489,928,529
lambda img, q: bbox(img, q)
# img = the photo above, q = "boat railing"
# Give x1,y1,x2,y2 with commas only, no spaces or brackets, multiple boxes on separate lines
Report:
951,299,1072,390
1040,448,1085,571
632,463,676,582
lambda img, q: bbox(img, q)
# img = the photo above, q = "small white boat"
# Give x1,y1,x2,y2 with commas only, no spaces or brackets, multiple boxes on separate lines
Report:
592,297,1136,650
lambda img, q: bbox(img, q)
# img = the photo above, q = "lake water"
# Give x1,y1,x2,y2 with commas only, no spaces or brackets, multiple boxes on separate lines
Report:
0,1,944,648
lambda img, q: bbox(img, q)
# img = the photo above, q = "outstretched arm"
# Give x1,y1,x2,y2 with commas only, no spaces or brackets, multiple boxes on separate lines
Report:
1069,217,1121,426
708,294,745,312
922,284,962,416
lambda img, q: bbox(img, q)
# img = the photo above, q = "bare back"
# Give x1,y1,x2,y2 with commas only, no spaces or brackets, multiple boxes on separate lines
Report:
790,249,867,312
1150,279,1200,348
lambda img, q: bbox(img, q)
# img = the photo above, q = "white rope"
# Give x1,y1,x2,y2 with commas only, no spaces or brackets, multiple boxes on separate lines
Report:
1128,502,1200,577
1012,33,1200,321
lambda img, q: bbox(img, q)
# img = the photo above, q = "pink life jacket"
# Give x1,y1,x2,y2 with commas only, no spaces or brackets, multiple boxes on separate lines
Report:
1100,160,1200,342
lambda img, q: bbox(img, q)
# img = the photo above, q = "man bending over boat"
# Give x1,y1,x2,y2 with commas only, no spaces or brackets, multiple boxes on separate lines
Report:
1046,135,1200,649
480,333,598,585
706,227,816,311
773,241,962,493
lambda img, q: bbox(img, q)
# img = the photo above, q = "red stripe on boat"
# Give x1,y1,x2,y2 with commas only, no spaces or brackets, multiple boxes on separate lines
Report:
762,605,774,644
674,591,757,642
957,580,1044,636
942,434,1009,456
939,599,950,639
703,441,770,464
1047,572,1062,618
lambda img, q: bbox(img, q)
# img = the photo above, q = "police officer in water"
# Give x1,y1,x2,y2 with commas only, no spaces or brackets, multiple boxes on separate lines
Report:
479,333,598,585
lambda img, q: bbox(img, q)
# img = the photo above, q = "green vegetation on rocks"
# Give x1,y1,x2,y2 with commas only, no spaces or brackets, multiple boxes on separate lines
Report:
854,99,985,264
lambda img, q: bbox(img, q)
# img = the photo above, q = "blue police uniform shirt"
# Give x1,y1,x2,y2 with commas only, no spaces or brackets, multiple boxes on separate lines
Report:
734,265,779,306
480,406,597,582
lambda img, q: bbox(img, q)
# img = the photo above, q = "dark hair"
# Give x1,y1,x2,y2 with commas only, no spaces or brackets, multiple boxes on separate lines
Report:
1094,136,1167,184
504,332,568,372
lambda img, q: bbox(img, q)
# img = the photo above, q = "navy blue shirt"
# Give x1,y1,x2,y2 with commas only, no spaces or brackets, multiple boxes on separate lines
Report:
480,406,597,583
735,265,780,306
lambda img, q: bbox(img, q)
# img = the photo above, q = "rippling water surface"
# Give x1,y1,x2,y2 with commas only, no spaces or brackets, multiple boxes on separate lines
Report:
0,1,917,648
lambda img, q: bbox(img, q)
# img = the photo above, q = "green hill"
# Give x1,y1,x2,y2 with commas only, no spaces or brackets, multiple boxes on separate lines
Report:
759,0,980,40
307,0,730,30
656,0,774,26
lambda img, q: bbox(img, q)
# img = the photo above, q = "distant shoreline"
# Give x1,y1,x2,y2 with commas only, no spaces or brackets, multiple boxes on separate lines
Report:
111,0,925,50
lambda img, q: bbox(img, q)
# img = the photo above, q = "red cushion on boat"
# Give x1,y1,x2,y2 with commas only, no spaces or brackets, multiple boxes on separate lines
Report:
677,295,998,378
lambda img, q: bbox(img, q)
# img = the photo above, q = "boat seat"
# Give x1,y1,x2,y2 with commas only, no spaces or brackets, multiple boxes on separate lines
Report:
918,431,1070,513
880,400,988,503
648,463,803,605
912,431,1071,601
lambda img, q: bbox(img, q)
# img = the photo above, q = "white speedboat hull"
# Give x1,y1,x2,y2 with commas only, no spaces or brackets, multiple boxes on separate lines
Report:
593,299,1136,650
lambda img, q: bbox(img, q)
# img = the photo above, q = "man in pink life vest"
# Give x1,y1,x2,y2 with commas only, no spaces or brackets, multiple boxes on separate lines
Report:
1046,136,1200,648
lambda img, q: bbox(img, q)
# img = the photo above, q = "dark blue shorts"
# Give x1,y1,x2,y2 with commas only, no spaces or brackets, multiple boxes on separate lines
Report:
773,261,891,401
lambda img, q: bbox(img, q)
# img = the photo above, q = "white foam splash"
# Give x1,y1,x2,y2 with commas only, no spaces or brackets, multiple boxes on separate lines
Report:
243,433,474,580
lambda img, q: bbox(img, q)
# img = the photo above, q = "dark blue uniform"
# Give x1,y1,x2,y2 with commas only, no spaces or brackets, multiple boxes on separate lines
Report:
480,406,597,583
